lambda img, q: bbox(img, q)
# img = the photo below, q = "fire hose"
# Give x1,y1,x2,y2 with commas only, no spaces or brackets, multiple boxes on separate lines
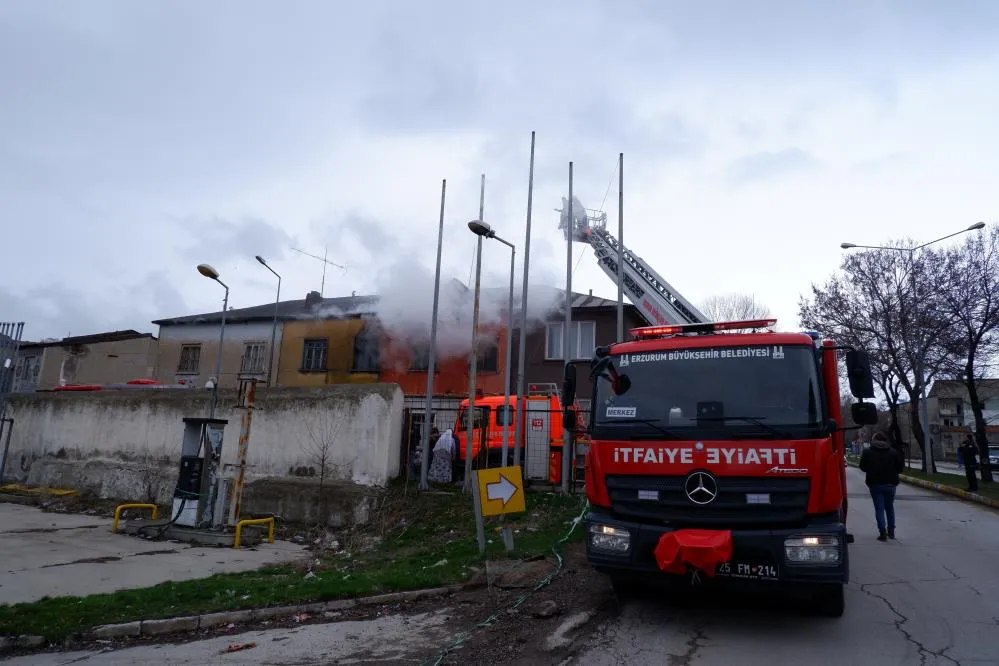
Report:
420,498,590,666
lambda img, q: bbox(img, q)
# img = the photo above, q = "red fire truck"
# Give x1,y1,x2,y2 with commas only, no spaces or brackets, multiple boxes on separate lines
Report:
566,318,878,617
453,383,586,485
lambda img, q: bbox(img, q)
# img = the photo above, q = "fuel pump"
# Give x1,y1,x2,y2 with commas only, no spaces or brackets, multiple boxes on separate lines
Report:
171,417,229,529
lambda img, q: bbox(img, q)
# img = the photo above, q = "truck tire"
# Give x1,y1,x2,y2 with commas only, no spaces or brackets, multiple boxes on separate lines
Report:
610,575,640,600
812,583,845,617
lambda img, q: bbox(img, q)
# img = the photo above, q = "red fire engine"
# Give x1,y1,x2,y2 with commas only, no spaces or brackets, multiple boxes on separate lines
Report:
564,318,878,617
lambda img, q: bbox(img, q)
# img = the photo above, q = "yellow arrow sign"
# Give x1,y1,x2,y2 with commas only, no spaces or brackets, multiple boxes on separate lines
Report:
475,466,526,517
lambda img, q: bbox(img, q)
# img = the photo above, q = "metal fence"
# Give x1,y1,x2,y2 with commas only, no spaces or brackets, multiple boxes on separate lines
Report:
0,322,25,483
399,394,592,490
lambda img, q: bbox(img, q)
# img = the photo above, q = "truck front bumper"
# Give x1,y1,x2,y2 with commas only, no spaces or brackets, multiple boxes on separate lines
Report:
586,509,848,586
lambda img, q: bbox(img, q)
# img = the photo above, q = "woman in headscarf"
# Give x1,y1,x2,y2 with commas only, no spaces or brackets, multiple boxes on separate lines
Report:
428,428,456,483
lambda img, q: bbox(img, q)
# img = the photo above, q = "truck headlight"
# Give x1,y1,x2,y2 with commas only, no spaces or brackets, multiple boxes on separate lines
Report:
784,535,841,565
589,524,631,553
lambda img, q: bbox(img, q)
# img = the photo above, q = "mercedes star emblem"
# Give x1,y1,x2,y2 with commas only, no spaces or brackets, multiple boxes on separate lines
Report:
684,471,719,505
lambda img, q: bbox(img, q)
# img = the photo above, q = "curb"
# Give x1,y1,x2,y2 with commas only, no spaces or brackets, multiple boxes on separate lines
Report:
847,460,999,509
0,585,462,652
895,474,999,509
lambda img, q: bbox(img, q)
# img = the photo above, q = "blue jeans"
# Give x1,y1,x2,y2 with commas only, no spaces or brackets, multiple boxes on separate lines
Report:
869,484,897,534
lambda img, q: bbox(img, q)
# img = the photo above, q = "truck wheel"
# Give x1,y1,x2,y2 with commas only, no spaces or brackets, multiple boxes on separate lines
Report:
610,576,639,600
812,583,845,617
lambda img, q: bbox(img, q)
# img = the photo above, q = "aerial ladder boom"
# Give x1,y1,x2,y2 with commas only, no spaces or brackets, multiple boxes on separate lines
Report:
559,196,706,326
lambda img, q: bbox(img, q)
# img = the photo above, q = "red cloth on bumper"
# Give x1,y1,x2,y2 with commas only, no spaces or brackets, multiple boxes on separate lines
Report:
654,529,734,576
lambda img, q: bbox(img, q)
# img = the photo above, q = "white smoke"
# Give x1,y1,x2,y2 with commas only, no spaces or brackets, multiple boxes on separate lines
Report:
371,256,564,360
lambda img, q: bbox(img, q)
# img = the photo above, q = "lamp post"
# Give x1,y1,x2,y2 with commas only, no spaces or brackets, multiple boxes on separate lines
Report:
841,222,986,474
469,220,516,466
255,256,281,387
197,263,229,419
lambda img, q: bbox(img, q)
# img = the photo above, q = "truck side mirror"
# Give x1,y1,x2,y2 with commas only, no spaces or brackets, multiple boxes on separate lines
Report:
562,363,577,405
851,401,878,426
845,349,875,399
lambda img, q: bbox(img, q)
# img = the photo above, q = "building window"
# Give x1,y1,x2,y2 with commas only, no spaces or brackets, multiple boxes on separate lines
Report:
410,344,430,371
352,322,381,372
177,344,202,373
475,342,499,372
302,339,328,372
545,321,596,360
241,342,267,374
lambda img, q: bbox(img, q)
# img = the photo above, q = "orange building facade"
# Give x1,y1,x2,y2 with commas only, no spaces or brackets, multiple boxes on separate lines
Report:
378,324,509,397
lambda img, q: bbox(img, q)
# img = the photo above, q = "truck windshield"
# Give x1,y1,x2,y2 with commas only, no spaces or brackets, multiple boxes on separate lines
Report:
592,344,824,440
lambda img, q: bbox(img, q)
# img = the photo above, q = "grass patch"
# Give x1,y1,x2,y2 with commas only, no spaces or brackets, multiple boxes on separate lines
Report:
0,481,587,642
900,467,999,502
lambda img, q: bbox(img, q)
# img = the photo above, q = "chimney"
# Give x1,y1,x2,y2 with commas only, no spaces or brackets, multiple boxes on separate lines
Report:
305,291,323,311
589,289,593,296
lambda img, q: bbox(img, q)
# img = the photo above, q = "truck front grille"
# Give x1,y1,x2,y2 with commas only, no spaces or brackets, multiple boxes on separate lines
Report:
605,474,811,528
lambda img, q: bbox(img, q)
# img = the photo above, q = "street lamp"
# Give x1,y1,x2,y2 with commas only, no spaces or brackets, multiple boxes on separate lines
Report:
468,219,517,466
841,222,986,474
197,263,229,418
255,256,282,387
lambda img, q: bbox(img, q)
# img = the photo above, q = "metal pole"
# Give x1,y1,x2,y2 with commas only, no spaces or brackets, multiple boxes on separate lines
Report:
513,131,536,468
464,174,485,492
420,178,447,490
0,418,14,484
268,274,280,386
228,380,256,525
616,152,624,342
211,284,229,419
562,162,573,493
501,243,516,465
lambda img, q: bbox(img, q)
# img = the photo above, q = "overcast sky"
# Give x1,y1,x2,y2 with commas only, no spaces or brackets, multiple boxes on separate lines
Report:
2,0,997,341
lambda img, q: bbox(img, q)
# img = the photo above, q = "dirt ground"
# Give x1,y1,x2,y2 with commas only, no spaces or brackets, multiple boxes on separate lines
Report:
13,541,615,665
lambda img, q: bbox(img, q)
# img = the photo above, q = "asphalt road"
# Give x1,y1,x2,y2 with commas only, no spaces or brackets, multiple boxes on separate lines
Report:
572,467,999,665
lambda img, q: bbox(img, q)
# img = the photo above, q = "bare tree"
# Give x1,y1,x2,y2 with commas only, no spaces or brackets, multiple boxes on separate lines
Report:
938,227,999,483
799,246,955,472
303,408,346,531
700,293,772,322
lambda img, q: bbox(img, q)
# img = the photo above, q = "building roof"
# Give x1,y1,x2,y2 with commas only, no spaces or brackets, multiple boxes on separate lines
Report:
928,379,999,400
152,293,380,326
153,284,640,327
19,329,157,350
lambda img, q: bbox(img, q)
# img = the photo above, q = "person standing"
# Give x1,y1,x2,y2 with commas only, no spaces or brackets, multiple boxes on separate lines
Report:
428,428,456,484
859,431,904,541
958,434,979,492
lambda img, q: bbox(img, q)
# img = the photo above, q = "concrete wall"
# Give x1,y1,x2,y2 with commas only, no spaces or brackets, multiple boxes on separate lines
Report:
2,384,404,523
156,322,282,389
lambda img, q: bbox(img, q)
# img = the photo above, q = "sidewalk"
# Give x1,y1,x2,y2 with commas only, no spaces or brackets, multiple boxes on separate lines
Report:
846,459,999,510
0,503,306,605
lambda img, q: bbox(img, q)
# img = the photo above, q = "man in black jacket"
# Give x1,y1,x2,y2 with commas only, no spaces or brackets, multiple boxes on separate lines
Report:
958,434,979,492
859,431,905,541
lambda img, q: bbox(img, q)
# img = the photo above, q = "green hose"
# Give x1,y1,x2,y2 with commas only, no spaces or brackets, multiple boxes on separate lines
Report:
420,498,590,666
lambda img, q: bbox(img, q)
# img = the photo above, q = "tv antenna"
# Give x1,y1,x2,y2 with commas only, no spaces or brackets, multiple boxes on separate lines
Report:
291,246,347,297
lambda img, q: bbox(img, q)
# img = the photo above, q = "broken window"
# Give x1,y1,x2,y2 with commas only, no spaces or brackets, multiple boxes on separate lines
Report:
352,321,381,372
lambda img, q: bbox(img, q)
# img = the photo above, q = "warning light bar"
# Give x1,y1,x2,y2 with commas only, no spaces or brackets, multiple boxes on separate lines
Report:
630,318,778,339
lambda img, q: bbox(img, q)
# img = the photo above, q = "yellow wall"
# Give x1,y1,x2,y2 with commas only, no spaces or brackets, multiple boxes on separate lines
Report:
277,319,379,387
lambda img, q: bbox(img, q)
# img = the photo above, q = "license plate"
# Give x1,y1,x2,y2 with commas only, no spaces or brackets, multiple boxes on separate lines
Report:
716,561,779,581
